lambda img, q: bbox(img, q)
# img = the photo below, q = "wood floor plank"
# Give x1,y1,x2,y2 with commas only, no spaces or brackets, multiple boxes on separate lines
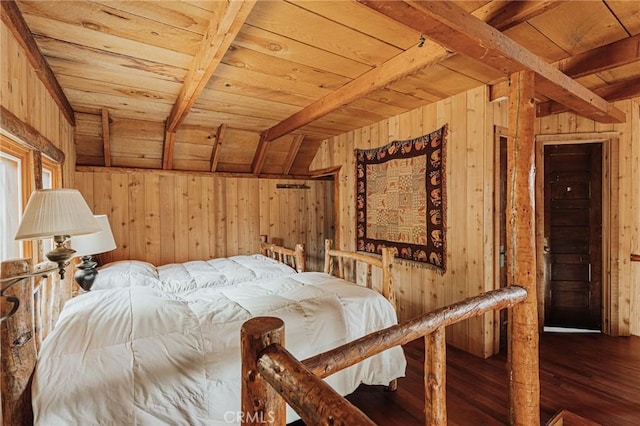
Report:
292,332,640,425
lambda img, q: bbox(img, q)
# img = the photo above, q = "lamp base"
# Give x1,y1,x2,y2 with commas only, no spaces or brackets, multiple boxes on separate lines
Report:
45,235,75,279
74,255,98,291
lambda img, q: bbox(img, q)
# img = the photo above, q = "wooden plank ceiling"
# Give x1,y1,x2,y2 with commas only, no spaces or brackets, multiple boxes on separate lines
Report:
7,0,640,177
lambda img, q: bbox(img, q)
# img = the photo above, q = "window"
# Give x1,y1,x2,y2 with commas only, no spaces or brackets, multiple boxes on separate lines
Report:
0,134,61,262
1,151,24,261
41,157,61,255
42,166,52,189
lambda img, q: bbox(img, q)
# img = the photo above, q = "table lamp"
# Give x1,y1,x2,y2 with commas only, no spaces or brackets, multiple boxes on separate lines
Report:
70,214,117,291
14,189,100,279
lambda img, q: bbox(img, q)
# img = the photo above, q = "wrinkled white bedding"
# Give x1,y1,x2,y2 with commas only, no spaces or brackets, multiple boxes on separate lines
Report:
33,272,406,425
92,254,297,292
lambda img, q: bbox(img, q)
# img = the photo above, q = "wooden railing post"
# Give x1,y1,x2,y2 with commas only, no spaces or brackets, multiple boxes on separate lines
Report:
258,345,376,425
259,235,269,257
425,327,446,426
294,243,305,273
323,239,333,274
381,247,396,311
506,70,540,425
241,317,286,426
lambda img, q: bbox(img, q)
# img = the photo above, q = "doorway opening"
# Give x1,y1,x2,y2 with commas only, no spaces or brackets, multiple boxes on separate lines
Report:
495,129,620,347
543,143,603,332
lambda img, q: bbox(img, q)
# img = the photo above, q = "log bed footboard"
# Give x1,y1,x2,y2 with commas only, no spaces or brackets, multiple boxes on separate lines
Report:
323,239,396,310
241,286,529,425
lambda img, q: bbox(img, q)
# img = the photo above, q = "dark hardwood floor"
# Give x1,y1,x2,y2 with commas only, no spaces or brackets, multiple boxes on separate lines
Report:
338,332,640,425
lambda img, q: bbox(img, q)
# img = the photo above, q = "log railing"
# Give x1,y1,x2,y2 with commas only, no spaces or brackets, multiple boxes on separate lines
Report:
241,286,528,425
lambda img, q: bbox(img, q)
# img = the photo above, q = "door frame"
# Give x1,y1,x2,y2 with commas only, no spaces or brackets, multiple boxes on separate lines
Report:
493,128,508,352
535,132,620,335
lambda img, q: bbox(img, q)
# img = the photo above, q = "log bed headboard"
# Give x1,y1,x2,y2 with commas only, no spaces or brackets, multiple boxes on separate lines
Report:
259,235,305,273
1,259,62,425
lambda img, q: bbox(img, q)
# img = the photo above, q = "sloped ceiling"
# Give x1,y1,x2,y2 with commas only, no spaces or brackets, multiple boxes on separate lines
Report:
4,0,640,177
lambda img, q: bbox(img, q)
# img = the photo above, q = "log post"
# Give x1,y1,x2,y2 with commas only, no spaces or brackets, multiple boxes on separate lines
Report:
259,235,268,256
323,239,333,274
424,327,446,426
506,70,540,425
1,259,36,426
258,344,376,425
381,247,396,311
241,317,286,426
294,243,305,273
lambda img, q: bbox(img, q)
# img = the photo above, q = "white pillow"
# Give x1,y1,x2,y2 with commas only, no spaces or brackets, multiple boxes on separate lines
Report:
91,260,161,291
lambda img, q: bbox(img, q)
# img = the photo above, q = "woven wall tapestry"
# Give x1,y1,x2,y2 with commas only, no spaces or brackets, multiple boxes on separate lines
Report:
355,125,447,272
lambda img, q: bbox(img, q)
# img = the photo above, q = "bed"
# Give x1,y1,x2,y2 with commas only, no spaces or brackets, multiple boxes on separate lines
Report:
28,241,406,425
90,236,305,292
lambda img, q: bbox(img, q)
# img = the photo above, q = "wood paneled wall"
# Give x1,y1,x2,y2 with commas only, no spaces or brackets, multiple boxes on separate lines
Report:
632,99,640,338
312,86,498,357
74,169,334,272
0,22,75,423
0,22,75,187
311,86,640,356
1,20,76,337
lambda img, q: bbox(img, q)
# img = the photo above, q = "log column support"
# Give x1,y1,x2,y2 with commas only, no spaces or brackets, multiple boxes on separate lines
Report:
506,70,540,425
241,317,286,426
425,327,446,425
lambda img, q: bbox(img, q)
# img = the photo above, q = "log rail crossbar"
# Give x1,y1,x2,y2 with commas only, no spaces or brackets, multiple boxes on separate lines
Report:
241,285,528,425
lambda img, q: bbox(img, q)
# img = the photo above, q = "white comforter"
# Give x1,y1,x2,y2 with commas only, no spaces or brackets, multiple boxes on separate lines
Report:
33,272,406,425
92,254,297,292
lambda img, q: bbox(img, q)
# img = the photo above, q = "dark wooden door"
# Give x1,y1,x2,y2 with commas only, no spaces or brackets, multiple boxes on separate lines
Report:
544,143,602,330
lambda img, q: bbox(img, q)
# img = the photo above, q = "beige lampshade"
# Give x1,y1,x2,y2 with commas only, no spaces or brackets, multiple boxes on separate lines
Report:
70,215,117,257
14,189,100,240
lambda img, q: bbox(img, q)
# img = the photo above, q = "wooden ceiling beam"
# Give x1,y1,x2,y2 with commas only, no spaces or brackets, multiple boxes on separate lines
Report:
210,123,226,172
478,1,561,32
538,77,640,117
76,165,314,180
162,130,176,170
1,105,65,163
261,0,567,143
1,0,75,125
491,33,640,102
309,165,342,179
101,108,111,167
360,0,625,124
283,134,305,175
556,33,640,80
261,42,453,142
165,0,256,133
251,133,268,174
